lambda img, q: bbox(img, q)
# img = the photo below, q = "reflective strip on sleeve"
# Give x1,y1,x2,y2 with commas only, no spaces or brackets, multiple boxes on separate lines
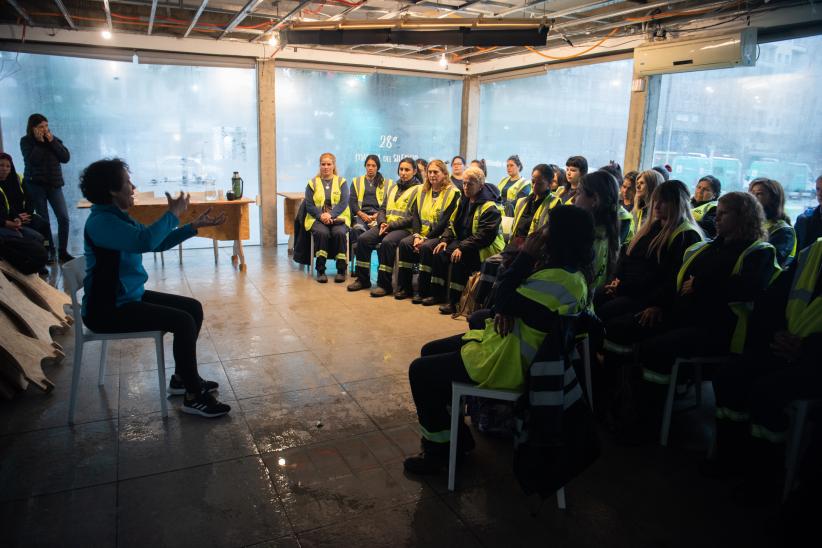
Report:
315,249,328,258
431,276,446,286
335,253,347,261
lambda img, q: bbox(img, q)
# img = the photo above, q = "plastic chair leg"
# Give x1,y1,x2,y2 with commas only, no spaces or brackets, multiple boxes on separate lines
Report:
784,401,809,502
448,388,463,492
660,359,681,446
556,487,566,510
582,337,593,412
68,341,84,425
156,333,168,419
97,340,108,386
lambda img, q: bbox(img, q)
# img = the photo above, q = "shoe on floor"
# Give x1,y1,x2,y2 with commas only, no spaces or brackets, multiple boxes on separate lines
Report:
403,450,448,475
422,296,443,306
334,272,346,283
370,286,389,297
317,272,328,283
412,293,423,304
58,251,75,263
394,289,409,300
438,303,456,315
347,279,370,291
168,374,218,396
182,390,231,418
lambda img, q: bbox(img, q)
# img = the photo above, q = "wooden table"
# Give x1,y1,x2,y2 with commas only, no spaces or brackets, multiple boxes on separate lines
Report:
277,191,305,250
78,196,254,271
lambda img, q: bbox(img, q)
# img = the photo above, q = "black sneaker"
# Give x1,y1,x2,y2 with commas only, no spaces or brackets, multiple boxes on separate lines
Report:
182,390,231,418
334,272,346,283
168,374,218,396
439,303,456,315
317,272,328,283
412,293,423,304
58,251,75,263
403,450,448,475
394,289,410,300
347,279,370,291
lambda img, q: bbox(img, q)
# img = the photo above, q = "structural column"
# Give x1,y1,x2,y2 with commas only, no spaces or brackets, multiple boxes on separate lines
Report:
460,76,481,162
623,74,661,173
257,59,277,246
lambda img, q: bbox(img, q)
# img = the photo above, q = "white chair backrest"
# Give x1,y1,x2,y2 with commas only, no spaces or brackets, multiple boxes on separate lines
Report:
501,216,514,237
61,256,86,318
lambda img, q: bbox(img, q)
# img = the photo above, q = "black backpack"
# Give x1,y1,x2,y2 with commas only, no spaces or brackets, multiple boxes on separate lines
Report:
0,237,48,275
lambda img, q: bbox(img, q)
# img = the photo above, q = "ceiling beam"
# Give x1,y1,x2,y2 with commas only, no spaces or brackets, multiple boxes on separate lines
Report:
102,0,113,31
496,0,610,18
329,2,367,22
147,0,158,35
52,0,76,29
184,0,209,38
6,0,34,26
218,0,266,39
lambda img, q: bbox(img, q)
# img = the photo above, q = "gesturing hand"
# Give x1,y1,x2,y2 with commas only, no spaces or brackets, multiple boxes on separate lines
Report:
165,191,190,218
191,207,226,229
494,313,514,337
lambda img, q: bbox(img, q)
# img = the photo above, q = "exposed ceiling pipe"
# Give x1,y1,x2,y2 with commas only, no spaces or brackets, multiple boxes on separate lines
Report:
102,0,113,31
147,0,158,35
496,0,612,18
52,0,76,29
218,0,266,39
184,0,209,38
6,0,34,26
329,2,367,22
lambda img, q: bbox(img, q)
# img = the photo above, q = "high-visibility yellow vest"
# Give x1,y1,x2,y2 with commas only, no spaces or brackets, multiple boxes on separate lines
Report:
592,228,609,290
786,237,822,338
497,176,530,203
417,185,459,237
385,183,421,224
0,174,26,215
618,206,635,245
460,268,588,391
304,176,351,231
668,220,701,246
352,176,394,210
512,193,561,237
764,218,797,264
634,206,646,231
677,239,780,354
691,200,717,222
472,201,505,261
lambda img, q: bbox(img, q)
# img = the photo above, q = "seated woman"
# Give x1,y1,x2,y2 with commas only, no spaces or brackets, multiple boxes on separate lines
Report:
549,164,570,198
415,158,428,185
348,157,421,296
0,152,50,245
795,175,822,251
621,171,637,212
596,180,703,334
632,169,664,232
470,159,487,176
349,154,392,246
708,237,822,500
563,156,588,205
80,158,230,418
749,177,797,268
304,152,350,283
632,192,780,440
691,175,721,238
573,170,623,295
403,205,594,474
396,159,460,302
497,155,530,216
432,167,504,315
450,155,465,192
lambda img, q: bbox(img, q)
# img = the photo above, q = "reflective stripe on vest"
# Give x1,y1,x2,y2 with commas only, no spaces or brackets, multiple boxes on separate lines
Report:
304,176,351,231
516,268,588,317
353,176,393,210
498,176,530,203
691,201,717,222
385,184,421,224
786,238,822,338
417,185,459,237
668,221,701,247
677,239,780,353
512,193,560,237
765,218,797,262
472,201,505,262
618,206,635,245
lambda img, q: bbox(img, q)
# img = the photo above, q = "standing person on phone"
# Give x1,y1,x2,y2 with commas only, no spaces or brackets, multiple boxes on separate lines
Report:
20,113,73,263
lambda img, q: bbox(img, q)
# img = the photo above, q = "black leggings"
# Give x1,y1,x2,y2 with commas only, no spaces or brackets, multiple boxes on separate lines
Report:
84,290,204,393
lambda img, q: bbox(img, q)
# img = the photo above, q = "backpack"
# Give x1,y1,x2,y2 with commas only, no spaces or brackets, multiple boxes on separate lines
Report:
452,271,483,319
0,237,48,275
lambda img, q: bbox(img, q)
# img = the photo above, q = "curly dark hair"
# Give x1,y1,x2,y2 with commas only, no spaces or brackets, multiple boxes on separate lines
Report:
719,191,767,242
80,158,130,205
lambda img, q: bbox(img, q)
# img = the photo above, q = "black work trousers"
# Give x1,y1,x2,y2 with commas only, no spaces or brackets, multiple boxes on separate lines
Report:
310,222,348,273
408,334,474,444
398,236,441,297
431,242,481,306
355,227,407,291
84,290,204,393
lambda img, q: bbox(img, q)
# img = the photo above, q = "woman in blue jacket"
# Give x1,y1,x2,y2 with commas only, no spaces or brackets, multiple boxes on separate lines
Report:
80,158,230,418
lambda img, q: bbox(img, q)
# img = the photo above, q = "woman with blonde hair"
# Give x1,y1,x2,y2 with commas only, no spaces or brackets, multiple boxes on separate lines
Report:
304,152,350,283
396,159,460,301
748,177,797,268
632,169,664,231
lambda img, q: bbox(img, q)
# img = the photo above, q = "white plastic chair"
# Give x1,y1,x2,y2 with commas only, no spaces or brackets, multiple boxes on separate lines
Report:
448,382,566,509
660,355,726,446
784,398,821,502
62,257,168,425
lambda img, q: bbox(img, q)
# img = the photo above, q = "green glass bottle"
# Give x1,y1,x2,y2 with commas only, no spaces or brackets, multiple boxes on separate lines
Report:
231,171,244,199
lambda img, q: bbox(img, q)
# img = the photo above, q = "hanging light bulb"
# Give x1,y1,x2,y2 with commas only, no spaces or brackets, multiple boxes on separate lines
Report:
267,33,279,47
439,52,448,68
101,30,112,40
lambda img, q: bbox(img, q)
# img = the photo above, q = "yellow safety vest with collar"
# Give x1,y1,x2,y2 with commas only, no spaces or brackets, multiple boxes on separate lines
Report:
497,176,530,203
677,239,781,354
691,201,717,222
764,218,797,264
460,268,588,391
0,174,27,215
416,185,459,237
786,237,822,338
618,206,635,245
473,201,505,262
512,193,561,237
352,176,394,210
633,206,646,231
304,176,351,231
385,183,421,225
592,227,610,291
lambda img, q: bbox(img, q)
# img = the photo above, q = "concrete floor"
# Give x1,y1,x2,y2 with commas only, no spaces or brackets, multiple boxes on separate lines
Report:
0,246,783,547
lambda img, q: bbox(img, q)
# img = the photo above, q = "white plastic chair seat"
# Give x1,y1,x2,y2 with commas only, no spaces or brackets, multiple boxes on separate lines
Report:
62,257,168,425
449,382,566,509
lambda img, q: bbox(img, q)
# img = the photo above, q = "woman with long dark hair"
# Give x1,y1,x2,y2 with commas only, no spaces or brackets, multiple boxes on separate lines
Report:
748,177,796,268
573,170,622,293
0,152,50,248
632,169,664,231
349,154,393,246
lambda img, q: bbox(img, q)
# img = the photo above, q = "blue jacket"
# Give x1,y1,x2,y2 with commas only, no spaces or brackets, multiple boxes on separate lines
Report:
82,204,196,316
